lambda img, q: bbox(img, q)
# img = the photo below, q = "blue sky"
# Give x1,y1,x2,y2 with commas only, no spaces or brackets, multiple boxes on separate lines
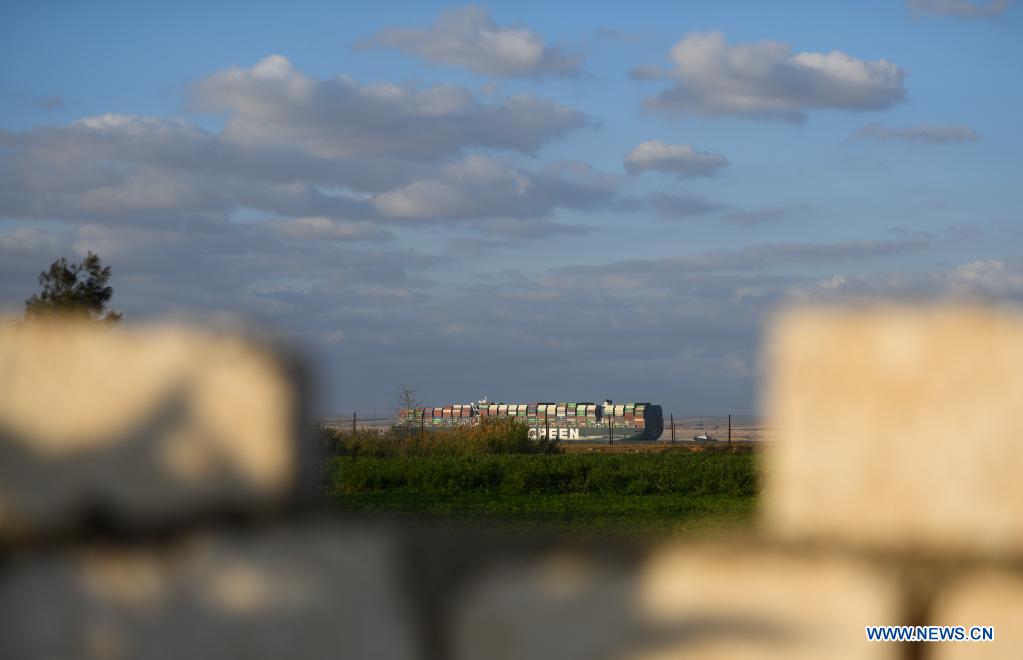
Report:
2,1,1021,413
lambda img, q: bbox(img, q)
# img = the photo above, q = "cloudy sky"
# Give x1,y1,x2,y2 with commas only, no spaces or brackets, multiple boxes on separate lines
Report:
2,1,1021,414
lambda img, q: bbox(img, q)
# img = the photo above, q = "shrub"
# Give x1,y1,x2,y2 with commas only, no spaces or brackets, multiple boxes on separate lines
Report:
319,417,559,458
329,452,758,498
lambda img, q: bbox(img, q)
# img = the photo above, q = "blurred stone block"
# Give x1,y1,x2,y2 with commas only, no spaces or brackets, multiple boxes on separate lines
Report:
452,544,899,660
0,522,416,660
452,553,637,660
928,569,1023,660
0,321,306,538
765,307,1023,555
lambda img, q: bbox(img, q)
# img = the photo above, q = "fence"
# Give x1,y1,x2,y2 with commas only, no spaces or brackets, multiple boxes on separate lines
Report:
658,414,775,444
317,412,394,433
319,411,775,445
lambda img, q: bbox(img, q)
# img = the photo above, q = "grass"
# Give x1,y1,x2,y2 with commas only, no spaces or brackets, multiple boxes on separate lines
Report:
324,435,760,537
329,453,758,497
332,492,757,538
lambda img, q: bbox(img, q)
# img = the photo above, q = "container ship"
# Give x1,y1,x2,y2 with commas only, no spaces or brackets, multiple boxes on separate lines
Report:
399,400,664,442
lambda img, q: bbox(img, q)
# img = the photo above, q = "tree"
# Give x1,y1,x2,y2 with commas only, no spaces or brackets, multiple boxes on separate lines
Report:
395,383,421,427
25,251,122,323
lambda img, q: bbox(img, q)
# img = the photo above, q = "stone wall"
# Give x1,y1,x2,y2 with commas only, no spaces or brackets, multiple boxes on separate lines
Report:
1,310,1021,659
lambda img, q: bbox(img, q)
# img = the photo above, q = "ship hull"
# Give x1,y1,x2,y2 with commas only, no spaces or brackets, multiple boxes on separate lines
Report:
528,423,662,442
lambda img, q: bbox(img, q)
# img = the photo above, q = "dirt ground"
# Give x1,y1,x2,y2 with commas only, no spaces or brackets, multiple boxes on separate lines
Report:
561,441,758,454
655,416,773,444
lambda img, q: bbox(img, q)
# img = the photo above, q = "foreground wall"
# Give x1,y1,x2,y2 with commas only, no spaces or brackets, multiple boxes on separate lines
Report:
2,310,1022,659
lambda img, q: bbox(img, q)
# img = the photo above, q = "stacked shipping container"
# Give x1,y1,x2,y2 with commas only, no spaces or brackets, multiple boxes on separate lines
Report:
397,401,664,441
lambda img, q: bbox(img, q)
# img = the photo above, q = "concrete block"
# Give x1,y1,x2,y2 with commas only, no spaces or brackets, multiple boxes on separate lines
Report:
452,552,637,660
0,321,306,538
0,521,417,660
452,544,900,660
765,307,1023,555
927,569,1023,660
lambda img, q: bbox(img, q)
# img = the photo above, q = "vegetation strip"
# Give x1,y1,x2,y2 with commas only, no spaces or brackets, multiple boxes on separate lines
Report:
329,453,757,497
332,493,757,537
323,420,759,536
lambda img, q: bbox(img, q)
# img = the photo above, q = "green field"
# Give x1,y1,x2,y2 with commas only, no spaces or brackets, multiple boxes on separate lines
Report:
326,449,760,538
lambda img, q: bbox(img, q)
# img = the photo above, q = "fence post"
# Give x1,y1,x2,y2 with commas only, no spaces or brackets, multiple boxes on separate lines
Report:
728,413,732,447
352,412,356,435
670,413,675,444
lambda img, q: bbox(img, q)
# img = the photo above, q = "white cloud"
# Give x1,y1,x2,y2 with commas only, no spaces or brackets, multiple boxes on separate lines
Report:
267,217,394,242
849,123,980,143
1,112,617,234
193,55,590,159
624,141,728,177
476,218,589,239
2,113,423,198
1,220,439,322
787,258,1023,303
362,6,581,77
908,0,1012,19
373,156,530,220
531,239,929,300
639,31,907,122
1,56,609,236
0,227,65,253
947,259,1023,296
372,155,618,222
72,224,188,257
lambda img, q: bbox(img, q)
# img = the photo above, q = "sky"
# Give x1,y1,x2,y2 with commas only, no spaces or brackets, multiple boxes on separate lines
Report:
2,0,1021,415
